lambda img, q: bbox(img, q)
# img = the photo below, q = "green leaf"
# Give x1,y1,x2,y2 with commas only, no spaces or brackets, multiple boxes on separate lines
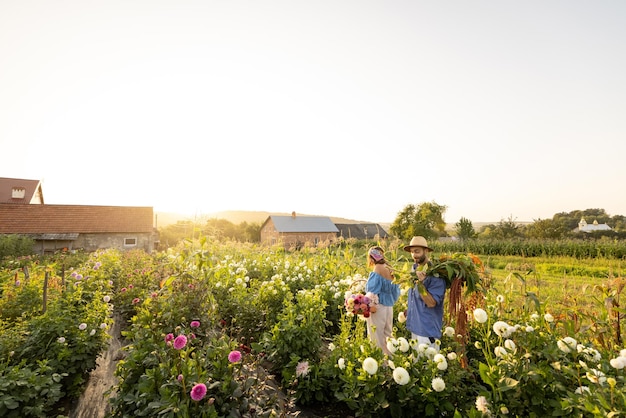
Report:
498,377,519,391
478,362,494,387
3,398,19,410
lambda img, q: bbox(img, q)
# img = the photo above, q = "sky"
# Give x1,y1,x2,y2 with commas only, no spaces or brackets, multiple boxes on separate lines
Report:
2,1,625,224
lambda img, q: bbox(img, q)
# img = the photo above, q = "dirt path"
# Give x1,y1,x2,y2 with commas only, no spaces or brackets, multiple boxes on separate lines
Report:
69,316,123,418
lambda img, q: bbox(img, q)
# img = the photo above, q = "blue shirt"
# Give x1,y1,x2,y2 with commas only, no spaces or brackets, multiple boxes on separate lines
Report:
406,273,446,338
365,271,400,307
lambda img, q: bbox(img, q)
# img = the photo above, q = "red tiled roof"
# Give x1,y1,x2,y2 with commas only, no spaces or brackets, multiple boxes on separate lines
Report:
0,204,154,234
0,177,44,204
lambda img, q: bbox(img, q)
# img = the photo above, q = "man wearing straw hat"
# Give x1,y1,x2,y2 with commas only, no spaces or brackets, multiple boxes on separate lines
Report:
403,236,446,350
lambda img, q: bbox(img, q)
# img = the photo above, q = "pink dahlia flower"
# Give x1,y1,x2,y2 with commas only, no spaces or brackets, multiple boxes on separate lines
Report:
190,383,207,401
173,335,188,350
228,350,242,363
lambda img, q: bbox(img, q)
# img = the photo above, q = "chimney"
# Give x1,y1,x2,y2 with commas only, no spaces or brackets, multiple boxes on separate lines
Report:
291,211,296,219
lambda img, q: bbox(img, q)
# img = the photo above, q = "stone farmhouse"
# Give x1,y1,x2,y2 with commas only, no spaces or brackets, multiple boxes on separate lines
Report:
260,212,339,248
0,177,157,254
260,212,390,248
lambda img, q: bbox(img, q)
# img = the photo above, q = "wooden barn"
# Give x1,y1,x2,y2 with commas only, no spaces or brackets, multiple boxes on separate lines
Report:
260,212,338,248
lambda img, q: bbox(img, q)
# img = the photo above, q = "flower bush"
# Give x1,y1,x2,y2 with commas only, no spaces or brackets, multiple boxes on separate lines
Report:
4,240,626,417
261,287,328,379
0,251,113,415
0,360,67,417
111,310,290,417
466,302,626,417
288,313,476,417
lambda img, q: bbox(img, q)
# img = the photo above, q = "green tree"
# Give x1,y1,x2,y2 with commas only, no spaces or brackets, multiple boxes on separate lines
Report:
236,221,261,242
454,217,476,241
490,215,523,239
0,234,35,259
158,220,199,249
611,215,626,232
553,208,611,232
477,224,495,238
204,218,238,240
389,201,448,241
203,219,261,242
523,218,569,240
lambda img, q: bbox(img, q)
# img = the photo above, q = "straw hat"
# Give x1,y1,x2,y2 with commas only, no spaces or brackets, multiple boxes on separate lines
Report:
403,236,433,252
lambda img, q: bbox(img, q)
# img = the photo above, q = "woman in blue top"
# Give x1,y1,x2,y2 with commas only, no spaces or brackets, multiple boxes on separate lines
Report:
365,246,401,355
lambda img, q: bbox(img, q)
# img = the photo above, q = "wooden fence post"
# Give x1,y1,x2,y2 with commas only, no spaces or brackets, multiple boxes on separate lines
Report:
42,271,49,314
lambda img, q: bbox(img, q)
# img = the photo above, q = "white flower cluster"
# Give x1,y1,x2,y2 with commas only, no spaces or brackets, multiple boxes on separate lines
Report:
392,367,410,385
473,308,488,323
344,335,457,391
585,368,606,385
577,344,602,363
397,311,407,323
475,395,490,416
609,349,626,369
493,321,519,338
557,336,578,354
411,341,439,360
386,337,410,354
365,292,379,306
431,377,445,392
362,357,378,375
475,308,537,337
433,353,448,371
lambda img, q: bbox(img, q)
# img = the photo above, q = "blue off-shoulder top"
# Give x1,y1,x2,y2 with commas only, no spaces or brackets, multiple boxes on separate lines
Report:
365,271,401,307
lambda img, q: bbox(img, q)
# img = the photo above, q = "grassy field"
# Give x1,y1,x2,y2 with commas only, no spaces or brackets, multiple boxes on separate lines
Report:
484,254,624,299
466,254,625,347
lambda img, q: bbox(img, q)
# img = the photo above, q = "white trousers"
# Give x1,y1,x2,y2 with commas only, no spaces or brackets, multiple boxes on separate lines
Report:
366,304,393,356
411,333,440,352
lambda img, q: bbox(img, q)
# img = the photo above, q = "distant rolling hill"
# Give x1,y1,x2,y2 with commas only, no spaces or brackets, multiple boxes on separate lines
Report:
154,210,376,228
155,210,506,233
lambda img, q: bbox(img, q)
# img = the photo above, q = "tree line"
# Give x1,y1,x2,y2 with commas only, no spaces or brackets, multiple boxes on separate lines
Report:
4,204,623,258
154,203,626,250
157,218,262,249
389,202,626,241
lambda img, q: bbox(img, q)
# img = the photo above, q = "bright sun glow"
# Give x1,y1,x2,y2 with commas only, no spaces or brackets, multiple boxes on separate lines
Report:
2,1,626,223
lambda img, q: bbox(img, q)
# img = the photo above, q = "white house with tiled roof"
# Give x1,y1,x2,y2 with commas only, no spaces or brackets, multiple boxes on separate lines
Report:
578,218,612,233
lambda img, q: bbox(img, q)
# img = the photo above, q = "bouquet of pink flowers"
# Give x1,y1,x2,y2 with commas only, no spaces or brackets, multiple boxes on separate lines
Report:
344,292,379,318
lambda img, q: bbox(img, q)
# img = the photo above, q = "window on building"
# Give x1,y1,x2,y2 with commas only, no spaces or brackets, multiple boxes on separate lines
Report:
124,237,137,247
12,187,26,199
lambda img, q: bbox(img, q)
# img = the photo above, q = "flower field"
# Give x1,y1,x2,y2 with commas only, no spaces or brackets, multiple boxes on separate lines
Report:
1,239,626,417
